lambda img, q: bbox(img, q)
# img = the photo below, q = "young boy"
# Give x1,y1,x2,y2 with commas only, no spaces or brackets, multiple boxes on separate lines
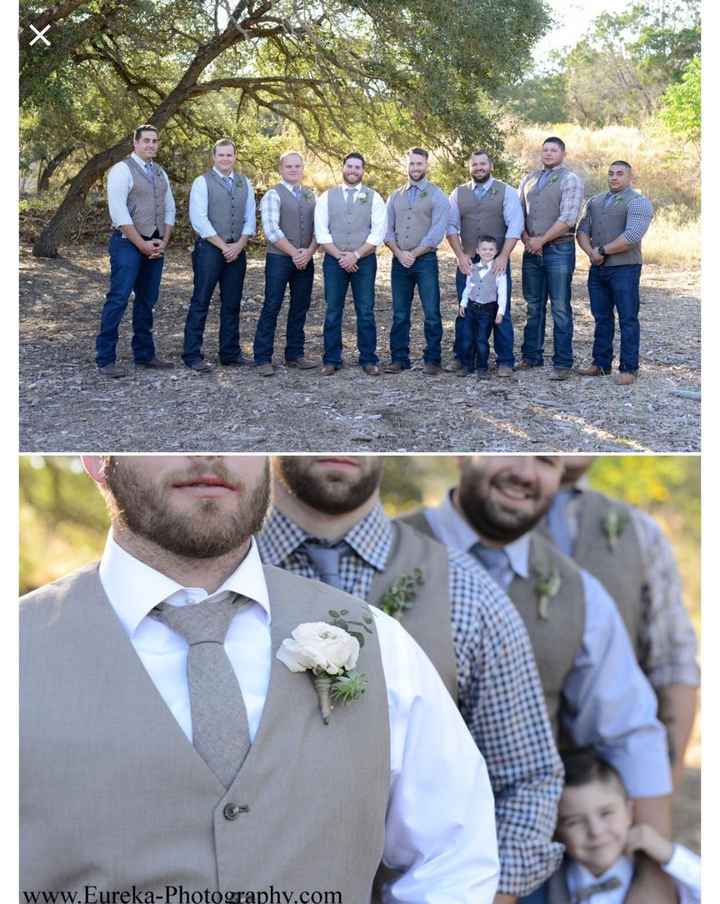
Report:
458,235,508,379
521,750,700,902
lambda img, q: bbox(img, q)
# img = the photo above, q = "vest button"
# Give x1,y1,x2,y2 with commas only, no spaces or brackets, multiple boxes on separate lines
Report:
223,802,248,820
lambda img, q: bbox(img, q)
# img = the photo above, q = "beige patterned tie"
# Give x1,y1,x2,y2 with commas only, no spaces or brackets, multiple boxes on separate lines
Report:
152,591,251,788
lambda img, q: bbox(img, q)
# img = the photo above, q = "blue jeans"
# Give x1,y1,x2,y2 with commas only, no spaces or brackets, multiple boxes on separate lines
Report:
453,259,514,368
96,232,164,366
521,241,575,369
588,263,642,372
322,254,378,367
253,253,315,364
183,239,247,366
459,302,498,371
389,252,442,366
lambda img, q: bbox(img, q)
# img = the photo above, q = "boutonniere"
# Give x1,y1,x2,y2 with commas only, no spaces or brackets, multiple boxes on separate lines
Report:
602,509,629,551
490,187,498,196
613,195,625,205
419,189,428,199
277,621,368,724
301,188,315,202
532,565,561,620
378,569,424,620
357,191,368,203
549,174,560,184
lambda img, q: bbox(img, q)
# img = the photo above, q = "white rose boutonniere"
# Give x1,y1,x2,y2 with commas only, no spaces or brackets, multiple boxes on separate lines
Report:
532,565,561,620
357,191,368,203
277,621,368,723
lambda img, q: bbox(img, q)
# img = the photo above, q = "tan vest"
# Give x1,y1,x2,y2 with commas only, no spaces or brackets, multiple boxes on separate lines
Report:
125,156,168,237
522,165,575,238
327,186,375,251
368,521,457,699
586,189,643,266
203,169,249,242
388,182,440,252
400,510,586,740
456,180,507,254
21,563,389,899
540,490,645,664
267,183,316,256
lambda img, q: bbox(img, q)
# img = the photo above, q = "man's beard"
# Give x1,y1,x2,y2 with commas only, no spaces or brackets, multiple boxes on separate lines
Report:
408,172,426,183
457,473,550,544
471,173,491,184
105,458,270,558
276,457,383,516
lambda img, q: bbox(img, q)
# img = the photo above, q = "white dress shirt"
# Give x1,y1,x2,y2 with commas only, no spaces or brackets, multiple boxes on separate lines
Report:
106,151,176,229
188,167,256,239
314,182,387,247
565,848,700,904
99,533,500,903
424,493,672,800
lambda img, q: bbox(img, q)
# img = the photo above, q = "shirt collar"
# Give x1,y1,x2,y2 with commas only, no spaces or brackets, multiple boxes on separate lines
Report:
342,182,363,192
132,152,153,168
566,855,633,900
258,502,393,573
282,180,301,192
431,490,531,577
405,177,428,192
213,166,236,180
99,533,270,637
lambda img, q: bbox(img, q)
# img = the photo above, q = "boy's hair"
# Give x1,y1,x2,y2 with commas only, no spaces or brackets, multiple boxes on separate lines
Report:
407,147,429,159
562,749,629,799
477,235,498,248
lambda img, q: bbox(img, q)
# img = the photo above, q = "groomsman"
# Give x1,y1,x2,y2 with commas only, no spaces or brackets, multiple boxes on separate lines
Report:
518,137,584,380
383,148,449,375
402,455,677,904
253,151,319,376
21,455,500,901
258,456,565,903
576,161,655,385
183,139,256,372
446,150,524,376
314,153,386,376
96,124,176,377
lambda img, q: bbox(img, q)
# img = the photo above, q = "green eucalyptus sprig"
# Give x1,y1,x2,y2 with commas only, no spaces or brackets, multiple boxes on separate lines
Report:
378,569,424,620
532,566,561,620
327,607,374,648
602,509,630,551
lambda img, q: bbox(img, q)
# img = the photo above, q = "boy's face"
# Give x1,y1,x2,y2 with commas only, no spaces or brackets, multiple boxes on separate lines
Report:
477,241,497,263
556,779,633,877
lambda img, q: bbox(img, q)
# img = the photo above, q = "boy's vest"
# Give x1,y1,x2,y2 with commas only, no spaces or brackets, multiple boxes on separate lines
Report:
586,188,645,266
267,182,316,255
21,563,389,898
456,180,508,254
202,169,250,242
327,186,375,251
468,266,499,304
124,156,168,237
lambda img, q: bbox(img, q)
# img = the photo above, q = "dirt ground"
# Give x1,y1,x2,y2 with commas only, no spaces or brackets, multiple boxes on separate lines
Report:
19,243,700,452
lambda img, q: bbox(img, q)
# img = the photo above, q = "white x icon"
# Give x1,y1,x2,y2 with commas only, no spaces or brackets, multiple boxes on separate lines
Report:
29,24,51,46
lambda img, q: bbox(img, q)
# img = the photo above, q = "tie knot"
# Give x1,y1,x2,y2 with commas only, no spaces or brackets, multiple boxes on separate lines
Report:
223,175,234,188
470,543,509,579
346,187,357,197
292,184,301,198
152,591,244,646
574,876,622,902
302,540,351,590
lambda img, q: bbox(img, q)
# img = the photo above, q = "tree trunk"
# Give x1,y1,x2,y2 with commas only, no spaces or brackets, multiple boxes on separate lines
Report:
37,146,75,194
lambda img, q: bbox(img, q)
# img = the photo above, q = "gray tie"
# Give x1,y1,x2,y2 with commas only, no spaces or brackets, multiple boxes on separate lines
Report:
573,876,622,902
144,161,155,183
151,591,251,789
537,169,551,191
473,183,489,201
470,542,512,588
292,184,302,199
345,187,357,211
223,175,234,192
302,540,351,590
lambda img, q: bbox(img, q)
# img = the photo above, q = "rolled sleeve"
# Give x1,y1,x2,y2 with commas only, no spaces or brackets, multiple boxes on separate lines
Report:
450,552,564,895
562,571,672,799
313,190,332,245
367,190,387,247
559,172,584,226
622,196,654,244
188,176,216,239
577,200,592,236
446,187,461,236
242,177,256,236
502,186,524,240
260,188,284,244
106,161,134,228
161,171,176,226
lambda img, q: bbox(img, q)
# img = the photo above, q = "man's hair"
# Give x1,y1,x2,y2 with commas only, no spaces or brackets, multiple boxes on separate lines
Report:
543,136,566,151
343,152,365,166
469,149,494,164
134,124,158,141
213,138,236,153
477,234,498,248
562,749,628,799
610,159,633,171
279,149,303,165
407,147,429,159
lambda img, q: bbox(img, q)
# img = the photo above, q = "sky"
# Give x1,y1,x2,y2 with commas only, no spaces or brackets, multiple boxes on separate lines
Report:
534,0,635,63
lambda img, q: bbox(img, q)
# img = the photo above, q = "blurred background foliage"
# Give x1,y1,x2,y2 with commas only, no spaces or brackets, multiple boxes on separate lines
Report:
21,456,699,634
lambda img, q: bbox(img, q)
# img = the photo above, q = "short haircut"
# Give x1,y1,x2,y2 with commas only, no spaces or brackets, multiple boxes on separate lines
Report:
213,138,236,153
543,136,566,152
279,149,304,165
477,235,498,247
343,152,365,166
407,147,429,159
610,160,632,171
562,749,628,799
469,149,494,164
134,124,158,141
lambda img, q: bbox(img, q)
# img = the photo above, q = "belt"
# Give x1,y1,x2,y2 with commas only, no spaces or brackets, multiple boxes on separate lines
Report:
113,228,161,240
529,233,575,245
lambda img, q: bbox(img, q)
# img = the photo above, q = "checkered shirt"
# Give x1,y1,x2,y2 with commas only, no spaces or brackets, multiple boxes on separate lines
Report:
257,503,564,896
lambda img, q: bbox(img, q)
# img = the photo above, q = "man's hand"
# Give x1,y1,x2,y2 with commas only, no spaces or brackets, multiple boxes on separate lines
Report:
492,254,509,275
458,305,466,318
527,236,544,255
397,250,415,268
338,251,359,272
590,246,606,266
456,251,473,276
143,239,163,258
495,312,503,325
293,248,312,270
223,240,246,263
625,824,674,866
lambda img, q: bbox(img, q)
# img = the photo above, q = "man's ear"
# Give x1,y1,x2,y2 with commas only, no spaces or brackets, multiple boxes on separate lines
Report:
81,456,110,486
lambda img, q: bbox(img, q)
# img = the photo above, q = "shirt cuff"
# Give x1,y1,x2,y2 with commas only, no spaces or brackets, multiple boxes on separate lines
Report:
603,744,672,798
663,844,700,888
446,225,460,236
315,230,332,245
648,664,701,689
265,228,285,244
